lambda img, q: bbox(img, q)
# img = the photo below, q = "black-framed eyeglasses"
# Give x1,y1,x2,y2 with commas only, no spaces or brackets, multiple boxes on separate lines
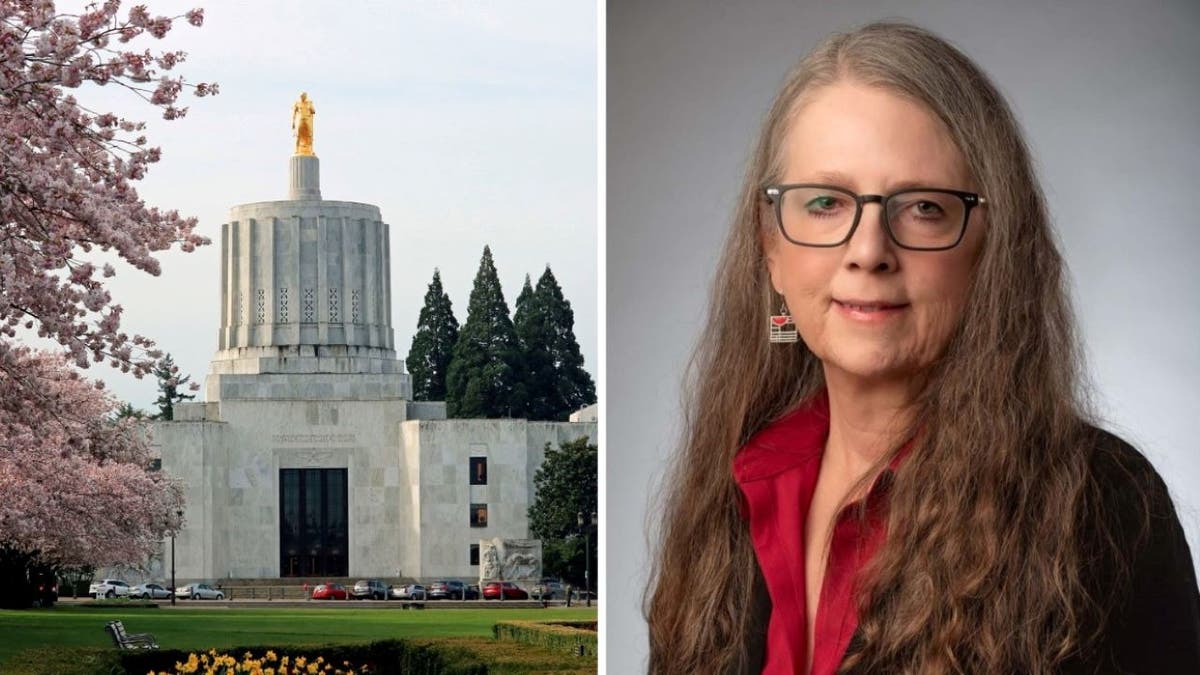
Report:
762,183,987,251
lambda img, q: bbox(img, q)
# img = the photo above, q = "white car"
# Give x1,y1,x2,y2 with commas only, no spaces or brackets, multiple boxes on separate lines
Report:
389,583,426,600
130,583,173,600
175,583,225,600
531,578,565,599
89,579,131,599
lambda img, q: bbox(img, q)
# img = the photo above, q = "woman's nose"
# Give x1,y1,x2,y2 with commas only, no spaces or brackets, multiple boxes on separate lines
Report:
842,202,899,272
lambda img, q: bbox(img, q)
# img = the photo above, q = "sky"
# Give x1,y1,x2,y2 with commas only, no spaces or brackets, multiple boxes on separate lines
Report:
73,1,598,410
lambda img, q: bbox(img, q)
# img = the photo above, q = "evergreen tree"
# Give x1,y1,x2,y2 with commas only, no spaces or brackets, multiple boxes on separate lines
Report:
406,269,460,401
152,354,195,421
445,246,522,418
516,266,596,421
514,270,557,420
112,403,149,421
510,275,536,416
513,274,535,324
538,267,596,419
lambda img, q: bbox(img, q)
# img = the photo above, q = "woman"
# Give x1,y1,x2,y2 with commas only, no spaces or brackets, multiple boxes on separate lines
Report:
645,21,1200,675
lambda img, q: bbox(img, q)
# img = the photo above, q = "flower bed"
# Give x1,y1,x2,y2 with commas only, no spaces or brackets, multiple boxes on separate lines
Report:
152,648,365,674
120,640,483,675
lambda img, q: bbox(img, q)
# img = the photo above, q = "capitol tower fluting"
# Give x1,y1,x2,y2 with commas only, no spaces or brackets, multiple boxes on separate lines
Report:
212,99,400,383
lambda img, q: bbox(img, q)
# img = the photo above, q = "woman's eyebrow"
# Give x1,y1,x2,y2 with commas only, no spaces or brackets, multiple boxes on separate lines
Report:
806,170,952,192
810,169,857,186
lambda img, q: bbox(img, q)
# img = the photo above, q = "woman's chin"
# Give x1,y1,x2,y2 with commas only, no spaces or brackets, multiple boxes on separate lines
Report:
820,350,921,384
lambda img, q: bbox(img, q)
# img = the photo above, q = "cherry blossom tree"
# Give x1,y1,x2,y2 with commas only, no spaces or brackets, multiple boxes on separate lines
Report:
0,345,184,565
1,0,215,377
0,0,214,600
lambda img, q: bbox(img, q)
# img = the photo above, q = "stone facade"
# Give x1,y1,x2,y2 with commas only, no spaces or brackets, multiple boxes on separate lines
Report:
151,154,595,584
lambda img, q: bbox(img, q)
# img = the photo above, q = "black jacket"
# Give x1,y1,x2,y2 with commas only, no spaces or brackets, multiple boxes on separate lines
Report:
734,428,1200,674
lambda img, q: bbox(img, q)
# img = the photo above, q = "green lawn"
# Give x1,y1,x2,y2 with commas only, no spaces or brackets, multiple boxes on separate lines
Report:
0,605,598,666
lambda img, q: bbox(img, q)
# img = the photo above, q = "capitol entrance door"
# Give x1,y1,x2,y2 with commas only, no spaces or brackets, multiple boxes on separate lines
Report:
280,468,348,577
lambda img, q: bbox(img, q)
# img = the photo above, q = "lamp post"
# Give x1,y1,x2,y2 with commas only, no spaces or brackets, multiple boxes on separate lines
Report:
577,510,596,608
170,509,182,606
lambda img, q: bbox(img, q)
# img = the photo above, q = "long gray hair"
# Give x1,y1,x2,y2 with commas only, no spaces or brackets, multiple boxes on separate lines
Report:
645,20,1130,674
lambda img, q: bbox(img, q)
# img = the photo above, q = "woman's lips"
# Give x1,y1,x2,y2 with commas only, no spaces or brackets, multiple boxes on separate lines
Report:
833,299,909,322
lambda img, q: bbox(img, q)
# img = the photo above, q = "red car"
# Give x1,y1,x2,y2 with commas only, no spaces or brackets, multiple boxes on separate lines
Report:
311,583,348,600
482,581,528,600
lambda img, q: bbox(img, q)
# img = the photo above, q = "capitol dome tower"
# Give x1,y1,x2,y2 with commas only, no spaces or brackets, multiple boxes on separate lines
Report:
206,95,407,400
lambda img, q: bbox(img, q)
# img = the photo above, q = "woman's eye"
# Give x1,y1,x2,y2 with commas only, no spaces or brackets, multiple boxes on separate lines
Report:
914,201,944,216
806,195,841,211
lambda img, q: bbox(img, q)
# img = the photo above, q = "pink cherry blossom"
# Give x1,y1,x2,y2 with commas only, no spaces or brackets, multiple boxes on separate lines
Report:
1,0,213,378
0,345,184,565
0,0,211,566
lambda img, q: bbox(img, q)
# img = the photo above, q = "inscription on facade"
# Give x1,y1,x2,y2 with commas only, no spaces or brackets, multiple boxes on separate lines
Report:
271,433,358,445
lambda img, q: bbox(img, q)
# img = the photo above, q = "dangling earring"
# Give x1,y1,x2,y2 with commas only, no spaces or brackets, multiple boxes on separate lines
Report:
768,301,798,343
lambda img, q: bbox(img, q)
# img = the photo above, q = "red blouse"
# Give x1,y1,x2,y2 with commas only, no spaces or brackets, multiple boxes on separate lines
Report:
733,391,912,675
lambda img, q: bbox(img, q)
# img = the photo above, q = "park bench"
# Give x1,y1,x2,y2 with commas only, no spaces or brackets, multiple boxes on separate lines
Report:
104,620,158,650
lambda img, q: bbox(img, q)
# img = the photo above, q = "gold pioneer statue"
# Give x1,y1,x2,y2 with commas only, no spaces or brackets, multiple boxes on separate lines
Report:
292,92,315,156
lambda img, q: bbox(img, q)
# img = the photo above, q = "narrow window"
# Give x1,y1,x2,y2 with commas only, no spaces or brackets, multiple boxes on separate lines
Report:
470,503,488,527
470,544,480,566
470,457,488,485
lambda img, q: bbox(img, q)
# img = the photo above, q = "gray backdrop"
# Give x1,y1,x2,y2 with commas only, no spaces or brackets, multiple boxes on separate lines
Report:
607,0,1200,670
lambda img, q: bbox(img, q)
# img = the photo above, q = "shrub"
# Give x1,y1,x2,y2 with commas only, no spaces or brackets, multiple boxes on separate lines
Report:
492,621,597,657
410,637,595,675
1,647,121,675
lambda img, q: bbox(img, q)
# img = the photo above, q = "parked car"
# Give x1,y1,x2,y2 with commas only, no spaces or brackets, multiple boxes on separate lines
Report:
175,583,225,600
482,581,528,600
311,583,348,600
428,580,468,600
89,579,131,599
351,579,388,600
531,577,564,599
130,583,172,600
388,583,426,600
465,584,480,600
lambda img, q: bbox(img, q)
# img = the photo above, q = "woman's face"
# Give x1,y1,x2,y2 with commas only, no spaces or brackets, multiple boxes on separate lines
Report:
764,81,986,385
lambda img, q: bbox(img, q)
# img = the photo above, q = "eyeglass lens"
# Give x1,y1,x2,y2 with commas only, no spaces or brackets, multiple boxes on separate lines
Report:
776,186,967,248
